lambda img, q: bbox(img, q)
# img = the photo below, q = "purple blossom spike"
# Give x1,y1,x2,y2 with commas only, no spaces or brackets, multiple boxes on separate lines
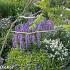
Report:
23,23,29,48
31,29,35,44
36,23,42,48
18,25,24,49
12,17,54,49
36,22,42,31
12,26,20,48
12,33,17,48
19,34,23,49
22,23,29,32
20,24,24,32
39,19,54,30
27,18,34,25
25,34,29,48
31,34,35,44
36,32,41,48
20,23,29,48
46,20,54,30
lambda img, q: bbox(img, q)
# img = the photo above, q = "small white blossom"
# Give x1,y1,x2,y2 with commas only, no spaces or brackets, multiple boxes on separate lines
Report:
55,51,60,55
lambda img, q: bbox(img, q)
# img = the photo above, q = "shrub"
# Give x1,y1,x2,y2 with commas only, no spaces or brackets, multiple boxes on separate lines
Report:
5,47,62,70
42,27,70,69
0,0,27,17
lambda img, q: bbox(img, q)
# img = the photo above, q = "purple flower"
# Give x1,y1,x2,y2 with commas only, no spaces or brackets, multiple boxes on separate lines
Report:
12,33,17,48
12,26,20,48
25,34,29,48
36,23,42,48
12,17,54,49
31,34,35,44
35,19,54,48
19,34,23,49
20,23,29,48
46,20,54,30
39,19,54,30
18,25,24,49
30,29,36,44
27,18,34,25
36,32,41,48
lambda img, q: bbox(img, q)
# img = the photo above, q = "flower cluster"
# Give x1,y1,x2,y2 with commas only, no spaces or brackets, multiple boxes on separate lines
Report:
12,18,54,49
0,17,11,29
44,39,68,61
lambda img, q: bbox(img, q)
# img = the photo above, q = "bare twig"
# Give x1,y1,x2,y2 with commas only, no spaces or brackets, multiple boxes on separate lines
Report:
19,16,36,19
19,10,42,19
11,30,56,35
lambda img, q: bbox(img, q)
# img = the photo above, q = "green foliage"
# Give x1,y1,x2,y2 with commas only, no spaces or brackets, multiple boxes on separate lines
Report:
35,0,49,12
65,0,70,8
0,0,27,17
63,24,70,31
30,0,69,29
28,3,40,14
5,47,62,70
0,22,12,58
29,13,45,29
50,0,66,7
42,27,70,69
64,10,70,17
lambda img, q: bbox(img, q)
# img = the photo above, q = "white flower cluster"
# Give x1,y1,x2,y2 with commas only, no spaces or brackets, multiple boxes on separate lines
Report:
0,17,11,29
44,39,68,61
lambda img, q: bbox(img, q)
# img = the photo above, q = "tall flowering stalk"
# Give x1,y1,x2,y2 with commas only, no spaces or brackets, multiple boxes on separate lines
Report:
36,23,42,48
27,18,35,44
36,32,41,48
27,18,34,25
25,34,29,48
12,26,20,48
19,24,24,49
21,23,29,48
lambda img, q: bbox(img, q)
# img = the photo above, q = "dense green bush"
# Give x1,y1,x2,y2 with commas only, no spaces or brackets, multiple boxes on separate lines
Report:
0,0,40,18
42,27,70,69
0,0,27,17
5,47,62,70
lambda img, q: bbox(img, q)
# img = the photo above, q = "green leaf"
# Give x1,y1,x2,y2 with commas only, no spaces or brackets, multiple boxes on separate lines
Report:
29,13,45,30
63,24,70,31
34,0,49,12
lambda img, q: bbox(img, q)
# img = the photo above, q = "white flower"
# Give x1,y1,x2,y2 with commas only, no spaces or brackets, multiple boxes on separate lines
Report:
44,39,50,43
52,48,55,51
55,51,60,55
44,38,68,60
50,45,53,48
62,52,68,56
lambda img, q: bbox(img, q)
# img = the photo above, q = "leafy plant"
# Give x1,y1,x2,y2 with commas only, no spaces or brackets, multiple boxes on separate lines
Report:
5,47,62,70
0,0,28,17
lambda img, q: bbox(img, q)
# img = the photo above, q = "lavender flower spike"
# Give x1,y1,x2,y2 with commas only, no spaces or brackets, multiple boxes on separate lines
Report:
19,33,23,49
12,33,17,48
46,20,54,30
36,24,42,48
12,26,19,48
36,32,41,48
18,24,24,49
25,34,29,48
